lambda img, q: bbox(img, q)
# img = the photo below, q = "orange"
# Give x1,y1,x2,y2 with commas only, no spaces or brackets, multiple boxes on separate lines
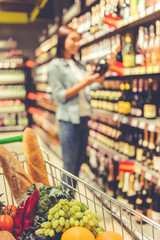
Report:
61,227,95,240
96,231,124,240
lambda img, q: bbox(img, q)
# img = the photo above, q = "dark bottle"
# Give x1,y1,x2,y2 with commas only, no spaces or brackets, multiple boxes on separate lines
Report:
127,126,136,159
146,131,155,169
145,181,153,220
123,81,131,115
106,162,115,197
131,78,144,117
143,78,157,119
118,82,125,114
117,171,124,201
152,185,160,224
142,129,149,166
153,132,160,172
136,129,144,162
94,59,109,76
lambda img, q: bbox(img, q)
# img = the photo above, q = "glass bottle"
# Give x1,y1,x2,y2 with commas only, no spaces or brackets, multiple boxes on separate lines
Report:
146,25,155,67
153,132,160,172
143,78,157,119
136,129,144,162
146,131,155,169
142,129,149,166
152,21,160,65
122,33,135,68
135,27,145,66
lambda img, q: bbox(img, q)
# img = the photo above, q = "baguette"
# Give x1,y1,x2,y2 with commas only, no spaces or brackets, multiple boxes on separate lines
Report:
0,145,33,203
23,127,50,186
0,231,16,240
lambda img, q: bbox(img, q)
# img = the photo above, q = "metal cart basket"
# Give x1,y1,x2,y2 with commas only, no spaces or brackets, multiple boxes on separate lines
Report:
0,145,160,240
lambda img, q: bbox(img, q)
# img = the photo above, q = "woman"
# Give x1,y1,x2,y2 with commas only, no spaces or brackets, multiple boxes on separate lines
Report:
48,25,115,186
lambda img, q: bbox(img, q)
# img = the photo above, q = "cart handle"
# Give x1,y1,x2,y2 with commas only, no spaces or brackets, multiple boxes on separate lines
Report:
0,135,23,144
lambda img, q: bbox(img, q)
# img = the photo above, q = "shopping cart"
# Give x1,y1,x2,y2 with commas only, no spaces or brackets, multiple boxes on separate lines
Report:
0,135,160,240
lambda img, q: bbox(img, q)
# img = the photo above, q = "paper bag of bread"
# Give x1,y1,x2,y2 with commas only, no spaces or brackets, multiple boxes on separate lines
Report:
0,144,33,203
23,127,50,186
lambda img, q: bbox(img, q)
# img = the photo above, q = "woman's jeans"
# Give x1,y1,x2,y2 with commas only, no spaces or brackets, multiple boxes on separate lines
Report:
58,117,89,188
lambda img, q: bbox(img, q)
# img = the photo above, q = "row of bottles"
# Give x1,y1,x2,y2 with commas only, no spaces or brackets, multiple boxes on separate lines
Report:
0,70,25,84
0,85,26,99
123,21,160,68
88,118,160,172
81,22,160,72
87,147,160,224
69,0,160,35
0,112,28,128
90,77,159,119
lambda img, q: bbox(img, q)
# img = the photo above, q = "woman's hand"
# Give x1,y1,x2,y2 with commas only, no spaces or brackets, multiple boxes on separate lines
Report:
84,72,105,85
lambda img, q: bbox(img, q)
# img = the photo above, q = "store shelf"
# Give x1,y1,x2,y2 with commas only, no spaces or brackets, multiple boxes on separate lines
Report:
0,125,25,132
88,136,160,186
92,109,160,133
80,9,160,48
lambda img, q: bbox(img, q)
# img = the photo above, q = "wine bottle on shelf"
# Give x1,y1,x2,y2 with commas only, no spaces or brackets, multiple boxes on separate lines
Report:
142,129,149,166
143,78,157,119
117,171,124,201
122,172,130,200
152,21,160,65
106,162,115,197
118,82,125,114
127,173,136,209
123,81,131,115
153,132,160,172
136,128,144,162
131,79,139,117
145,181,153,220
127,126,136,159
152,184,160,224
135,27,145,67
122,33,135,68
146,131,155,169
146,25,155,67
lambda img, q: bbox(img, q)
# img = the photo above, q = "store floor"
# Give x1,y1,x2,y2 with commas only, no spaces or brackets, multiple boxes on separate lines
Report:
0,131,155,240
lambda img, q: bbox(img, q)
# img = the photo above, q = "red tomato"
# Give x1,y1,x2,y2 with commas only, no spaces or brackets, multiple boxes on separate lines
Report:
0,215,14,232
3,205,17,218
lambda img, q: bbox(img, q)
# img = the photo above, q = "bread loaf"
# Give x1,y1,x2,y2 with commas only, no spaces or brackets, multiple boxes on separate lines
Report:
0,145,33,203
23,127,50,186
0,231,16,240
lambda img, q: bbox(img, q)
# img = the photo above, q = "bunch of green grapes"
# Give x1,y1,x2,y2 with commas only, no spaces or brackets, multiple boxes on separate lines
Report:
35,199,104,238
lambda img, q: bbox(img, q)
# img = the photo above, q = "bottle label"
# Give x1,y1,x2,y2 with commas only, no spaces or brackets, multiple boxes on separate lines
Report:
118,101,124,114
143,104,156,118
123,55,135,68
131,107,143,117
124,102,131,115
129,145,136,157
136,148,143,161
123,142,129,155
153,156,160,172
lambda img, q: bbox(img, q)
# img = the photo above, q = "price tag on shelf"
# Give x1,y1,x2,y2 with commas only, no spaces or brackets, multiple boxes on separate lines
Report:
131,119,138,127
123,18,129,25
139,121,146,129
140,66,146,75
134,67,141,75
146,6,154,15
155,2,160,11
139,10,146,18
113,114,119,121
128,16,134,23
122,116,128,124
145,172,152,181
153,65,160,73
148,123,155,132
146,66,153,74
